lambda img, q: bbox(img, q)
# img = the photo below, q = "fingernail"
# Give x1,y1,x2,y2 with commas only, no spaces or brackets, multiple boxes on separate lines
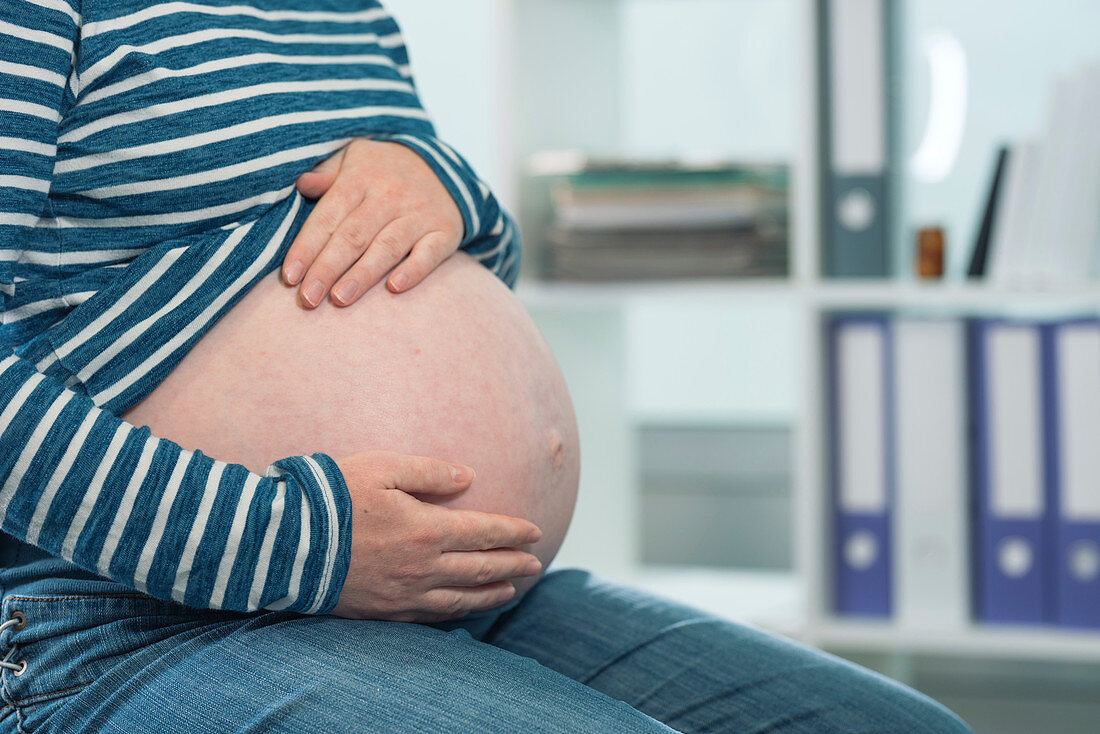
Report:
449,464,474,484
284,261,304,285
303,280,324,307
527,527,542,543
525,560,542,575
389,273,410,292
333,279,358,304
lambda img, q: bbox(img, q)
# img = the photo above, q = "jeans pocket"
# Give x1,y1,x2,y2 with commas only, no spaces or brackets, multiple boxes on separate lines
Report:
0,592,233,730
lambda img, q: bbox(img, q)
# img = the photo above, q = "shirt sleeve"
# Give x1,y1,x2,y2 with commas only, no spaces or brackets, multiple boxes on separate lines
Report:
361,6,522,289
1,0,352,616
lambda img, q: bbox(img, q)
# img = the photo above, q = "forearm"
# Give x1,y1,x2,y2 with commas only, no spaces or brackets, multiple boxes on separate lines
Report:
0,352,352,613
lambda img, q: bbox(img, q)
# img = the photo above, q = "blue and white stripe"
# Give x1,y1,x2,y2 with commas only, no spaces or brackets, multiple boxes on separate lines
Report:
1,0,520,614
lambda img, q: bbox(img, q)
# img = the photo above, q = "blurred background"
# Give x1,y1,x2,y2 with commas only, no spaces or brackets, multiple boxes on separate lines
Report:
385,2,1100,732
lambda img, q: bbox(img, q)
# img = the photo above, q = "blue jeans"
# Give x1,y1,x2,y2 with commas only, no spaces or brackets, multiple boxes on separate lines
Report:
0,561,972,733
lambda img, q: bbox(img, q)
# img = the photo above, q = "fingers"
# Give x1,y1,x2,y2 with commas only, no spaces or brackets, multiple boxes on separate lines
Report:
386,230,460,294
298,202,395,308
282,178,366,290
284,138,465,301
329,217,421,306
420,580,517,619
436,507,542,551
436,549,542,587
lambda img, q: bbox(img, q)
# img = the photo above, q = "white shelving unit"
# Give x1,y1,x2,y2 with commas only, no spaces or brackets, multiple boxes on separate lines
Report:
793,2,1100,665
395,0,1100,664
811,282,1100,311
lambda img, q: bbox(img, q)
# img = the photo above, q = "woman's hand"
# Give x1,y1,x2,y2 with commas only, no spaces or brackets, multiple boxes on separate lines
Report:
282,139,465,308
331,451,543,623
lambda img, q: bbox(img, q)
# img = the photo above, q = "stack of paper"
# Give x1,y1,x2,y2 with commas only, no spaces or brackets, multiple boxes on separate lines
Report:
534,157,789,281
986,64,1100,285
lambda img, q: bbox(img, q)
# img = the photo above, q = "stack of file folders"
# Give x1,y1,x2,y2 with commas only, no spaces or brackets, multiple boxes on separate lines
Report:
827,314,1100,630
975,63,1100,283
540,158,789,281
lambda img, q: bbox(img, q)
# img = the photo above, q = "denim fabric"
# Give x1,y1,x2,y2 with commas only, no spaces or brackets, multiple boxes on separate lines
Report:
0,567,972,733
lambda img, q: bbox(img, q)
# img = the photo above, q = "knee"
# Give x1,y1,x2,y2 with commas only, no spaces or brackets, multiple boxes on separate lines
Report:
823,661,973,734
866,690,971,734
912,702,973,734
706,625,973,734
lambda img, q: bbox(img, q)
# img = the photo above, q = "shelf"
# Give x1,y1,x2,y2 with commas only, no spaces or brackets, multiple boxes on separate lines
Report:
807,619,1100,664
516,277,801,309
518,278,1100,312
620,566,803,636
629,409,793,428
812,281,1100,311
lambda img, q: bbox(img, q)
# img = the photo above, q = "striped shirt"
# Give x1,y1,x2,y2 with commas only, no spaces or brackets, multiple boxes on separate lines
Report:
0,0,520,614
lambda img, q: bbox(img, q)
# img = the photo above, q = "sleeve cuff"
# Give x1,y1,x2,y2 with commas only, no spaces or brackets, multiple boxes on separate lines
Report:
304,451,353,615
365,132,479,246
362,132,522,290
263,452,352,615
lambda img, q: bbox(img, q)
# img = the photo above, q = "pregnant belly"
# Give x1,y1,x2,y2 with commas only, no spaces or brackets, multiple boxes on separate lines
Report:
121,252,579,593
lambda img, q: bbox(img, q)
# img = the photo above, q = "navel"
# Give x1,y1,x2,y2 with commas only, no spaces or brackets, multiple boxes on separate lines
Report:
548,429,565,470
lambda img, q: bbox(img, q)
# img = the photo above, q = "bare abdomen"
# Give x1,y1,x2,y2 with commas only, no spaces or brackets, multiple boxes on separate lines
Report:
122,252,580,592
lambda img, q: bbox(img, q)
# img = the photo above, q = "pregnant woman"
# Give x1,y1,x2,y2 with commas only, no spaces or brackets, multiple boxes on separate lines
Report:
0,1,971,731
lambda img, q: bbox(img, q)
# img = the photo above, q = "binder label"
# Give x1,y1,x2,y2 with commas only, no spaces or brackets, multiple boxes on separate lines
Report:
1056,326,1100,520
988,328,1044,517
828,0,886,174
838,325,887,513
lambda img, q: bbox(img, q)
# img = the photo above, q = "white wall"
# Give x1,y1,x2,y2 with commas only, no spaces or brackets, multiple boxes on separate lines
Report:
620,0,799,422
628,300,798,423
379,0,512,205
620,0,798,162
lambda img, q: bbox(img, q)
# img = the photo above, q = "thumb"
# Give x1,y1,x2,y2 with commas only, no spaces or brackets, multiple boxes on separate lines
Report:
337,451,475,497
296,146,347,199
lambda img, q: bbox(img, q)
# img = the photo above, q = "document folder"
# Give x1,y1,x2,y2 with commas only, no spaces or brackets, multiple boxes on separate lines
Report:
828,316,892,617
893,318,970,630
972,321,1052,624
1048,320,1100,628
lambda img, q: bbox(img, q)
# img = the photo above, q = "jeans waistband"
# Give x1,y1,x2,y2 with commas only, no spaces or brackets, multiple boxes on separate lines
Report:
0,534,120,602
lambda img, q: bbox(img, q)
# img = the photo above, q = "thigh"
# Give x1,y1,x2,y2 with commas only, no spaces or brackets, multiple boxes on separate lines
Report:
485,569,972,734
0,592,673,733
